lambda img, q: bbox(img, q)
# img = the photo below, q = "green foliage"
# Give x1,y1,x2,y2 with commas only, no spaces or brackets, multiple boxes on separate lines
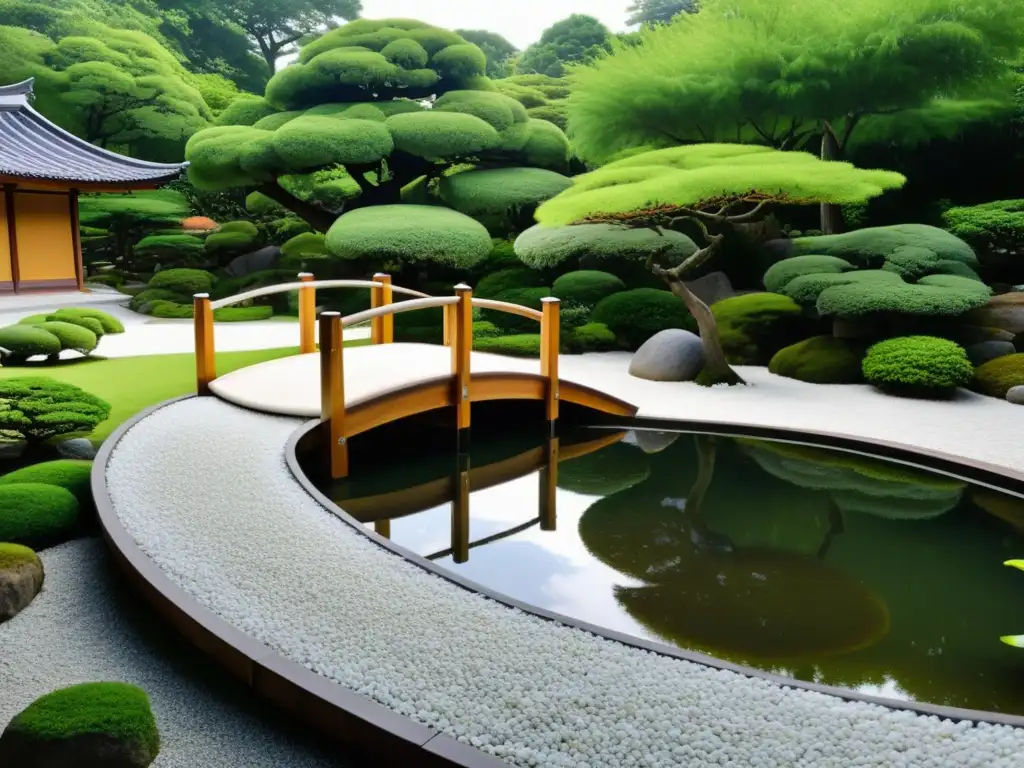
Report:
784,225,979,269
5,682,159,761
0,484,80,546
148,268,215,296
552,270,626,306
516,14,612,78
45,315,104,338
626,0,697,26
971,353,1024,398
134,234,206,263
0,460,93,506
711,293,814,365
474,334,542,357
34,322,98,355
769,336,867,384
129,288,190,312
454,29,518,78
814,272,992,319
515,223,698,269
280,232,328,265
438,168,573,223
862,336,974,394
942,200,1024,280
325,205,492,268
475,268,546,298
274,115,395,168
434,90,528,132
141,301,273,321
78,190,188,229
215,96,277,126
485,287,551,332
566,322,619,353
0,377,111,445
386,112,498,159
763,255,855,294
592,288,696,349
0,326,62,362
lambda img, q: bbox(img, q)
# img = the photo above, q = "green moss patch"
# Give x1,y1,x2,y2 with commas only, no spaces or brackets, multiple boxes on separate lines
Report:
0,483,80,546
0,542,39,571
972,353,1024,399
711,292,814,365
769,336,867,384
0,460,93,506
862,336,973,396
473,334,542,357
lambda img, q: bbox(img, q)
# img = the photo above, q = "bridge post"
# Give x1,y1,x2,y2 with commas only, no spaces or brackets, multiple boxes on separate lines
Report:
452,452,471,563
319,311,348,479
539,437,559,531
452,284,473,451
193,293,216,395
371,273,393,344
374,519,391,539
298,272,316,354
540,297,560,432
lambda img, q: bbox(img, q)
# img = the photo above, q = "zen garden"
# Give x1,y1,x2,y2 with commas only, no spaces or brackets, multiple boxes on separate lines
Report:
3,0,1024,765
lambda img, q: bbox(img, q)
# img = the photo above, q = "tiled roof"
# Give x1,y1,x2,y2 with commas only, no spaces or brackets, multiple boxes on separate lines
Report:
0,78,187,185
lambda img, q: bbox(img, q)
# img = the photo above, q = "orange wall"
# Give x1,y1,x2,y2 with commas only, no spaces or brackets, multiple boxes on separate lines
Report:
14,192,75,282
0,190,11,284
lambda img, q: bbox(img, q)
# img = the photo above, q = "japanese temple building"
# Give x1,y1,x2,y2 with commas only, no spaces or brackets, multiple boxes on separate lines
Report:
0,78,186,293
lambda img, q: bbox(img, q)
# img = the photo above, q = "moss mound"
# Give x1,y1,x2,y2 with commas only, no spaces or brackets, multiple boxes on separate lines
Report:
475,268,545,298
566,322,618,353
35,322,98,355
592,288,696,350
711,292,813,365
148,268,215,296
780,224,978,269
769,336,867,384
48,308,124,334
515,223,698,270
552,270,626,307
971,353,1024,398
129,289,190,312
48,314,105,338
0,484,80,546
473,334,542,357
0,460,94,506
763,255,855,294
438,167,572,218
0,542,39,570
0,325,62,362
558,443,651,496
862,336,973,395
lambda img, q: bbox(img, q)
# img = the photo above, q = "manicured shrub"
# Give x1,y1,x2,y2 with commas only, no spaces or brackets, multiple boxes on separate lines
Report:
394,302,445,344
146,301,274,322
558,301,591,333
942,199,1024,282
475,268,545,298
0,484,80,545
205,221,260,255
773,224,978,269
478,239,520,271
0,325,62,362
280,232,327,266
769,336,867,384
0,682,160,765
592,288,696,350
148,268,215,296
566,322,618,353
552,270,626,307
711,293,815,365
515,222,698,270
763,255,855,294
34,322,98,355
485,287,550,332
0,378,111,446
47,313,105,338
129,288,190,312
0,460,94,507
472,321,503,338
474,334,542,357
971,353,1024,398
17,314,49,325
47,308,124,334
862,336,973,395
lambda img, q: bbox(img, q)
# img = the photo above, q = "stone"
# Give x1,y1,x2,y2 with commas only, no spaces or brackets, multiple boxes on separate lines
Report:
964,292,1024,335
683,271,735,306
628,329,704,382
1007,385,1024,405
623,430,680,454
0,543,43,622
224,246,281,278
0,440,24,460
56,437,97,460
966,340,1016,366
947,325,1016,347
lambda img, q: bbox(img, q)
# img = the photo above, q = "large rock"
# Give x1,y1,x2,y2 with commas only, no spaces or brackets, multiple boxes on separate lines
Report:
964,292,1024,335
947,325,1016,347
1007,385,1024,405
684,271,735,306
628,329,704,382
224,246,281,278
0,543,43,622
56,438,97,460
966,340,1016,366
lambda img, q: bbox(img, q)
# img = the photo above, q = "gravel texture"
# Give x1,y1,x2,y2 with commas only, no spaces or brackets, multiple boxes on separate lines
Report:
105,396,1024,767
0,538,350,768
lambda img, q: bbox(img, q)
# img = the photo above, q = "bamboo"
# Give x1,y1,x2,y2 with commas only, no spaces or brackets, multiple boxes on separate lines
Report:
298,272,316,353
373,273,393,344
193,294,216,395
319,312,348,479
539,437,558,531
540,297,560,423
453,284,473,433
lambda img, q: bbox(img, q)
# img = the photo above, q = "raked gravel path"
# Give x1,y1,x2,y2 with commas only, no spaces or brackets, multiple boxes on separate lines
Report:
104,395,1024,767
0,538,353,767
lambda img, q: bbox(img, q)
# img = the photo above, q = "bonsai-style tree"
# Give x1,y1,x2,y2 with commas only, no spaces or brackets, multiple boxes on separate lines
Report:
494,74,573,130
528,143,905,385
186,19,573,276
0,378,111,450
455,29,518,78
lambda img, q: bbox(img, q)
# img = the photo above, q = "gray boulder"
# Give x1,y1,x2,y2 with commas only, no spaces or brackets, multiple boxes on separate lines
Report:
947,325,1016,347
966,340,1016,367
0,544,43,622
56,437,97,460
684,271,735,306
629,329,704,382
224,246,281,278
1007,386,1024,405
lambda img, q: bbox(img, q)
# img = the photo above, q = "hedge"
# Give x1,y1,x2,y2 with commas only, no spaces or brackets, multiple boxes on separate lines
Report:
0,325,62,362
552,270,626,307
49,308,123,334
592,288,696,350
145,301,274,322
711,293,814,365
473,334,542,357
46,313,105,338
0,483,80,546
148,268,215,296
862,336,973,395
769,336,867,384
566,322,618,353
475,268,545,298
34,321,98,355
0,459,94,507
485,287,550,333
130,288,191,312
971,353,1024,399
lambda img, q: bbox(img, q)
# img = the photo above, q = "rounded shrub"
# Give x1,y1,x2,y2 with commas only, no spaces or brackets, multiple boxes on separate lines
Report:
473,334,542,357
0,483,80,546
552,270,626,307
566,322,618,354
0,325,62,362
47,313,104,338
862,336,973,395
129,288,190,312
0,459,94,506
0,378,110,446
475,268,545,298
148,268,215,296
591,288,696,350
145,301,274,322
17,314,49,325
971,353,1024,398
711,292,815,365
34,322,98,355
769,336,867,384
486,287,550,332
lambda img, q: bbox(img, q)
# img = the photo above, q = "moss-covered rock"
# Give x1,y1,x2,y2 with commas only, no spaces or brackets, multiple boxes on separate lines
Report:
0,484,80,546
862,336,973,396
711,293,815,365
971,353,1024,398
769,336,867,384
963,292,1024,336
0,542,43,622
0,459,94,507
0,325,62,363
552,270,626,307
592,288,696,350
34,321,98,355
0,682,160,768
515,223,698,270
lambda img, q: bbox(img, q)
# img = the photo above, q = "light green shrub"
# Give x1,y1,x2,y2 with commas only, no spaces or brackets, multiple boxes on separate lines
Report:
0,325,62,362
0,483,80,545
769,336,867,384
50,308,124,334
34,321,98,355
711,293,816,365
567,322,618,353
46,314,104,338
862,336,973,395
0,378,110,445
473,334,542,357
148,268,215,296
0,459,93,506
130,288,190,312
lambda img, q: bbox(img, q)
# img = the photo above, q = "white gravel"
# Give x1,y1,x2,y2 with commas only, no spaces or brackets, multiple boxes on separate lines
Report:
0,538,351,767
105,396,1024,767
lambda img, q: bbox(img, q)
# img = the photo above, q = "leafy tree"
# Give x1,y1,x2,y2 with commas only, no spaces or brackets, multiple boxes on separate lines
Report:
495,74,573,130
78,190,191,274
528,144,905,385
625,0,698,26
455,29,518,78
569,0,1024,232
185,19,573,277
515,14,613,78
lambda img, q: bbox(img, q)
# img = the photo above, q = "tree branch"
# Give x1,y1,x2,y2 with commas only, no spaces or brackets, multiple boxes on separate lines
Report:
256,181,338,233
748,118,776,146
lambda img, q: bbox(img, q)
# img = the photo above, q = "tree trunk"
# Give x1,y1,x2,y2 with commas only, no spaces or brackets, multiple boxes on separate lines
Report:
257,182,338,232
662,272,745,386
818,125,846,235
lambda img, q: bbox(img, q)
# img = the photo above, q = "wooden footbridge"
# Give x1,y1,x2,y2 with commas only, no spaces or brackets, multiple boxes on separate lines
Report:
192,273,638,477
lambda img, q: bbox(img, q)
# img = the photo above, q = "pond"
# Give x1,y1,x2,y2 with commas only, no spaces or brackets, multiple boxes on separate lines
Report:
307,419,1024,716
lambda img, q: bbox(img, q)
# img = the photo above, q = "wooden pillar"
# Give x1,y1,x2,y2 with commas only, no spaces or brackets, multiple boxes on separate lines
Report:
540,297,560,427
194,294,216,395
451,453,470,564
319,311,348,479
374,519,391,539
4,184,19,293
539,437,559,531
452,284,473,450
298,272,316,353
372,273,393,344
443,306,454,347
69,189,85,292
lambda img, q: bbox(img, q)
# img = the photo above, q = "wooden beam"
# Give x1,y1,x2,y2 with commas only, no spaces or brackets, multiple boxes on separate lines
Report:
298,272,316,354
540,297,560,424
319,312,348,479
374,519,391,539
451,454,470,564
453,284,473,436
373,273,394,344
539,437,558,531
69,189,84,292
193,294,216,395
5,184,20,292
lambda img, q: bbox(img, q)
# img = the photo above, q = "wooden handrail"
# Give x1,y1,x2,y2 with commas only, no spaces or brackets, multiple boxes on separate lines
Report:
342,296,459,328
470,298,544,322
209,278,428,310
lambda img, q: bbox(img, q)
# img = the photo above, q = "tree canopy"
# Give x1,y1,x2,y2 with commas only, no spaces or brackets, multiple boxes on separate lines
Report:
455,29,518,78
625,0,698,27
515,14,613,78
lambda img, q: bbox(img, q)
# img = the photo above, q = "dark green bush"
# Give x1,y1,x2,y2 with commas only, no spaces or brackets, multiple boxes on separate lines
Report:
552,270,626,306
85,273,124,287
46,313,105,338
942,200,1024,282
130,288,191,312
473,321,503,338
769,336,867,384
0,460,93,507
475,268,545,298
34,322,98,355
566,322,618,353
145,301,274,322
0,483,80,546
862,336,973,395
0,378,110,445
479,239,521,271
0,325,62,362
148,268,215,296
711,293,815,365
558,301,591,333
486,287,550,333
591,288,696,350
971,353,1024,398
474,334,542,357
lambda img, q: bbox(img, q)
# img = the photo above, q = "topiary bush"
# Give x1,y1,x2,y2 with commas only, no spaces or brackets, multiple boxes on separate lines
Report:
711,293,816,365
763,255,855,294
475,268,545,298
862,336,973,396
146,301,274,322
592,288,696,350
0,325,62,363
485,287,551,333
34,322,98,355
129,289,191,312
16,314,49,325
942,199,1024,284
473,334,542,357
0,484,80,546
566,322,618,353
47,314,105,338
971,353,1024,399
552,270,626,307
0,378,111,447
0,460,94,507
147,268,215,296
769,336,868,384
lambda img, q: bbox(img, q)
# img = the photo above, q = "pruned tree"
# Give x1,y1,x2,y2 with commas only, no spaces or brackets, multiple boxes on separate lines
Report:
455,29,518,78
625,0,698,27
515,14,613,78
528,144,905,385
